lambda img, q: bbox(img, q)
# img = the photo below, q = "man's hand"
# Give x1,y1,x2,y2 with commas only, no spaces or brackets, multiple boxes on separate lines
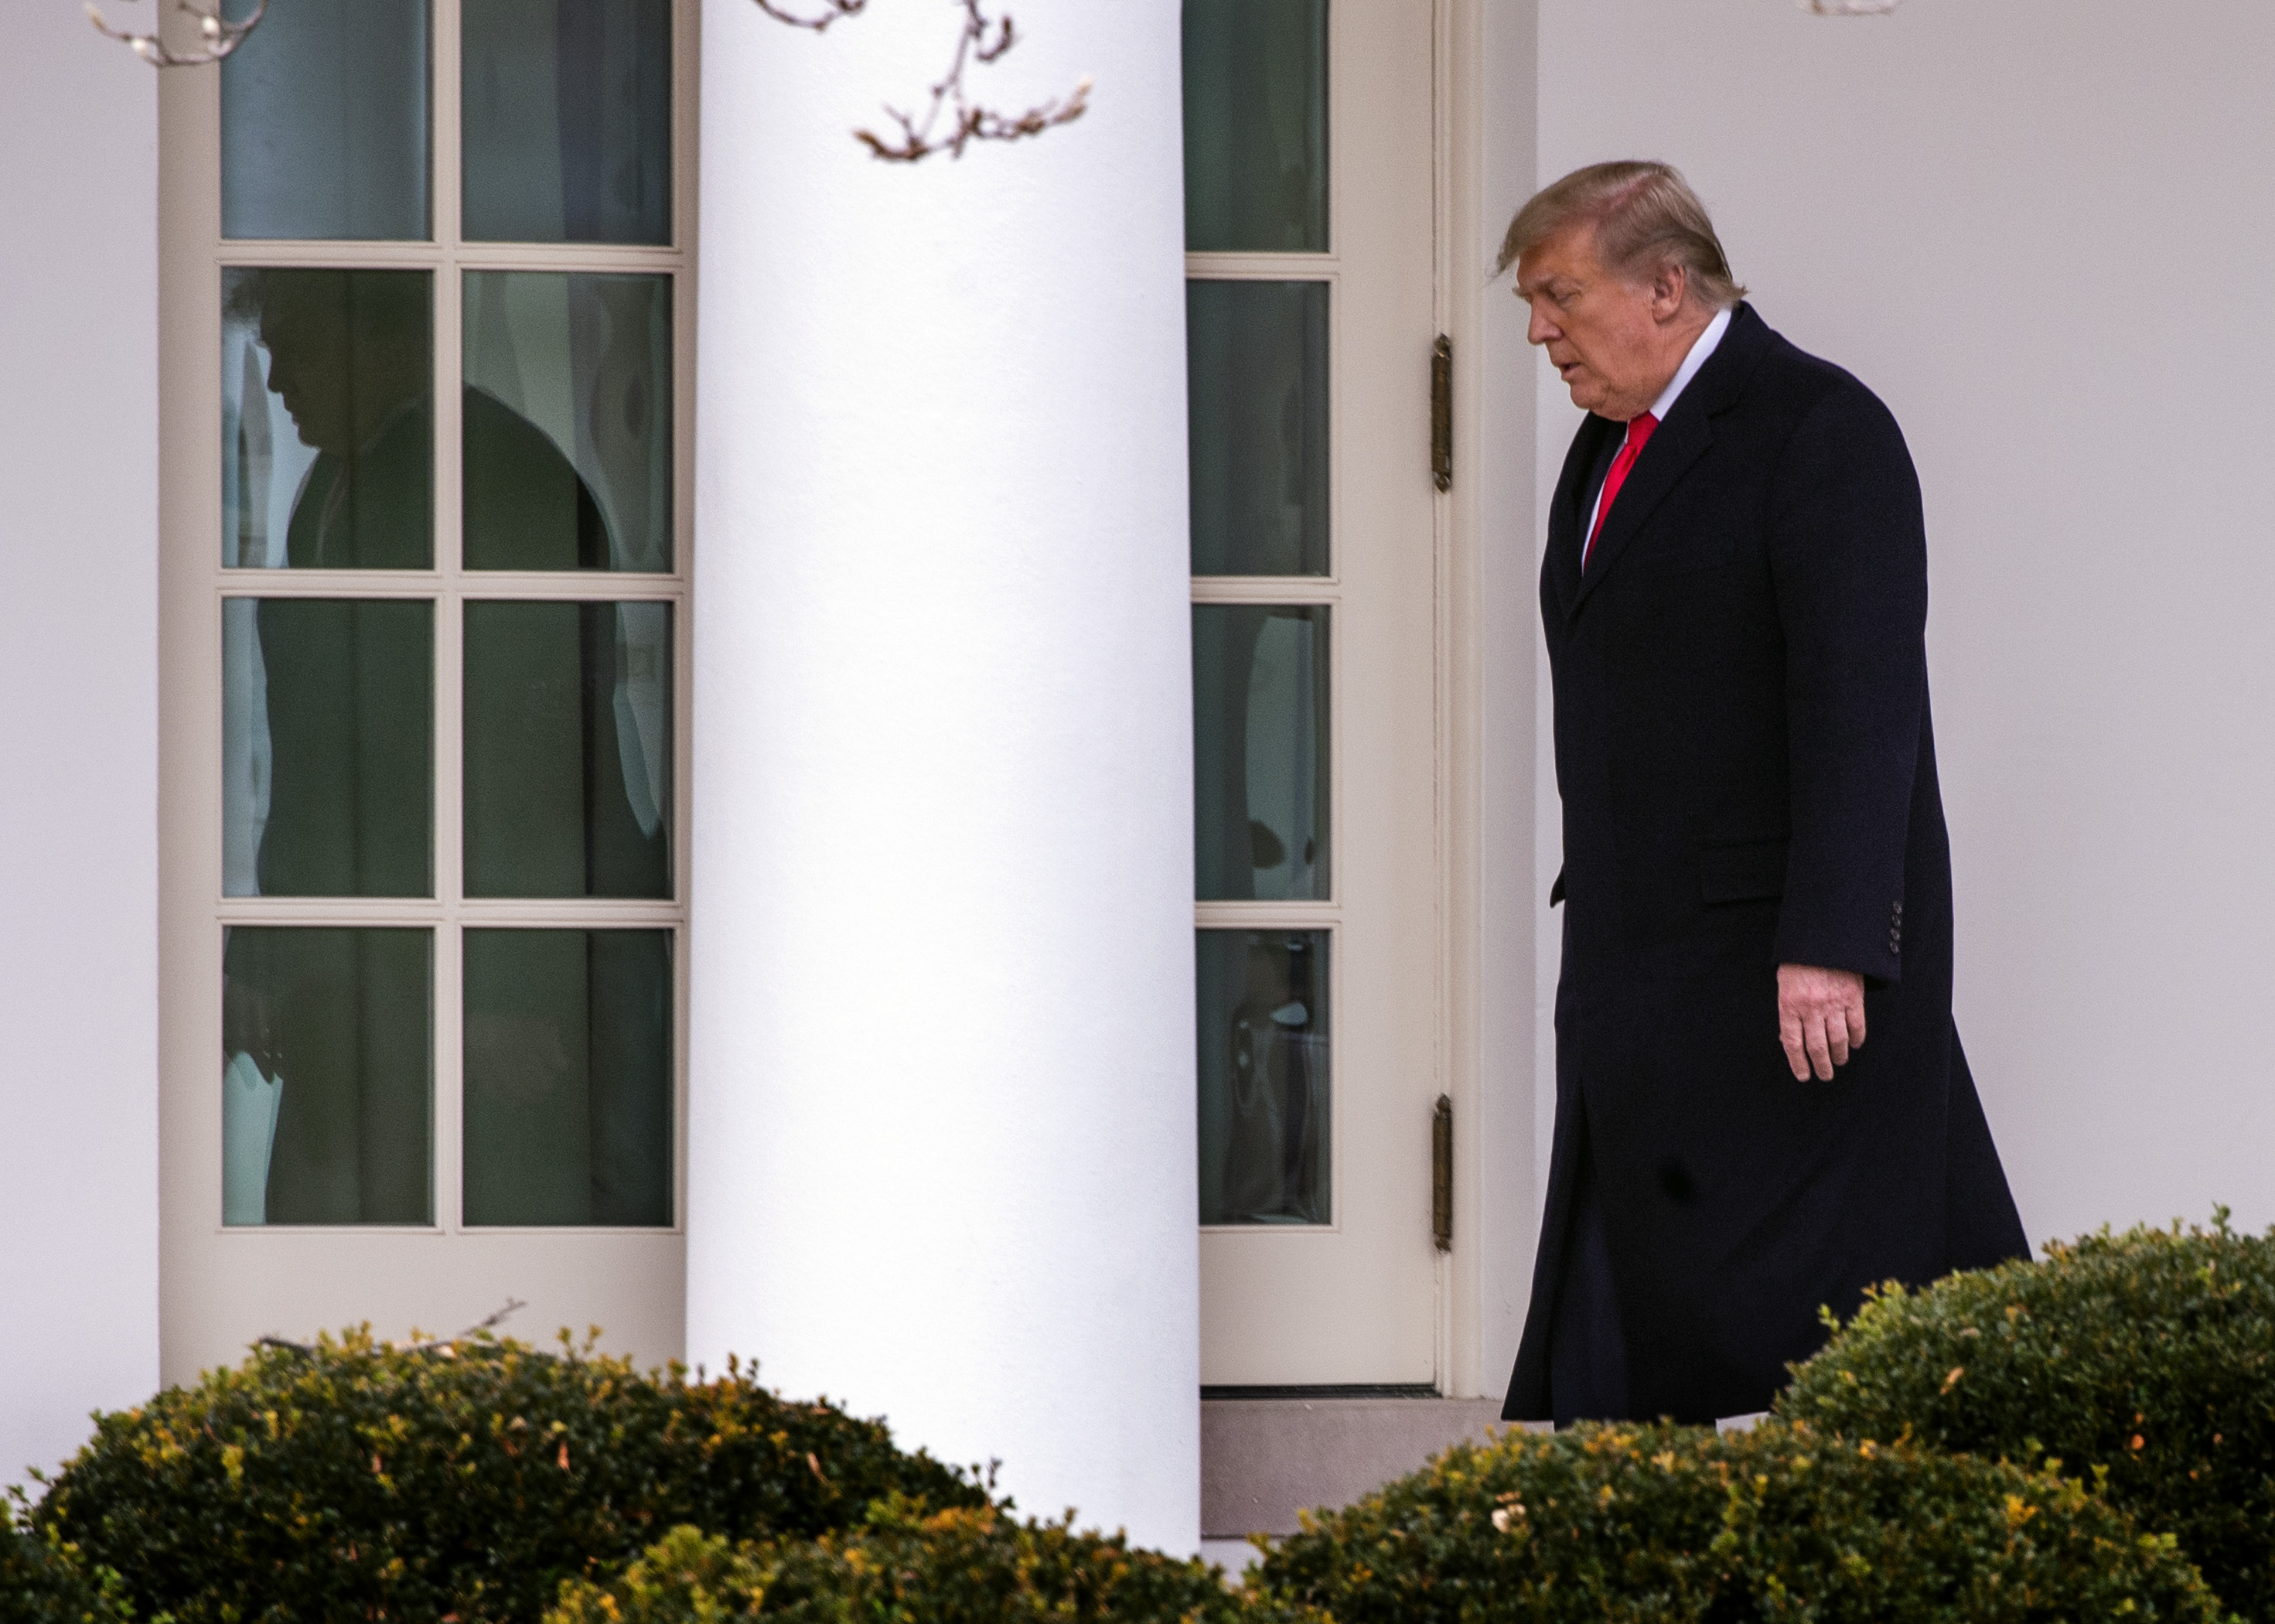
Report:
1777,964,1866,1082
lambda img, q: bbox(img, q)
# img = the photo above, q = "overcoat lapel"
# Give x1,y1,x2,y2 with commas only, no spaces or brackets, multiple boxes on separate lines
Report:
1544,415,1617,622
1563,304,1775,620
1569,408,1712,615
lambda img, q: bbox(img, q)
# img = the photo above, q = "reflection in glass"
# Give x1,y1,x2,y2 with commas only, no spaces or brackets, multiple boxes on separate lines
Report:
463,272,672,571
221,0,431,241
223,599,433,898
463,930,672,1226
1194,605,1327,902
1187,281,1329,576
1182,0,1328,253
223,268,434,569
464,602,671,897
222,927,432,1226
1199,930,1329,1224
463,0,671,244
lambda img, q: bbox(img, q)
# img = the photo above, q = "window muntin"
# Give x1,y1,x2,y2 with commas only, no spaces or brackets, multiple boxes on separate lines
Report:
211,0,687,1233
1185,1,1335,1227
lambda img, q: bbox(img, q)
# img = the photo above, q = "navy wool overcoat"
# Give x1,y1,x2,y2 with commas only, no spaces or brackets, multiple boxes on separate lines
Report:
1503,304,2028,1426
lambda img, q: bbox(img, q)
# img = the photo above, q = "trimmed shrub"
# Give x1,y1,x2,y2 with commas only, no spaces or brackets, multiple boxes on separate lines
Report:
1779,1213,2275,1619
32,1329,983,1624
544,1499,1308,1623
1250,1420,2219,1622
0,1503,135,1624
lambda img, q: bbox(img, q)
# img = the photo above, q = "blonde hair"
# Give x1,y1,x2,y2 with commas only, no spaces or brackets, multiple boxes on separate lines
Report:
1496,160,1745,309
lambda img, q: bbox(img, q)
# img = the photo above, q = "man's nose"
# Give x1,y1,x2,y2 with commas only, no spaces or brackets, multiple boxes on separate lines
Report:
1526,302,1558,346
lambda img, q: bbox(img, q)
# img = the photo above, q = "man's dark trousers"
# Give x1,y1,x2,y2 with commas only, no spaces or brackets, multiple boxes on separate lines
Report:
1503,303,2028,1427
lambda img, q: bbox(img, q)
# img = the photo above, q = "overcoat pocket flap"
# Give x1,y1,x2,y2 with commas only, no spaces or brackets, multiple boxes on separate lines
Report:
1700,838,1788,903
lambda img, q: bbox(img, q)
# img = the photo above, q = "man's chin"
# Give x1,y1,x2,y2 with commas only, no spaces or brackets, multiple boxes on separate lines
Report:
1555,370,1601,410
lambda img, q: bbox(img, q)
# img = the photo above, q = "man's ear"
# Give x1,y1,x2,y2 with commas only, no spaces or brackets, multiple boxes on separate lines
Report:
1652,263,1690,322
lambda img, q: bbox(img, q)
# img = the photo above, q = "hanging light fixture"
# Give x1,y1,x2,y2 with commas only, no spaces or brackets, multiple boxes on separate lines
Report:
86,0,267,67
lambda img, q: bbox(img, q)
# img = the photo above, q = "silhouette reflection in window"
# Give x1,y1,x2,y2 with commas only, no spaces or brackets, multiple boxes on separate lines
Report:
1199,930,1329,1224
220,266,670,1225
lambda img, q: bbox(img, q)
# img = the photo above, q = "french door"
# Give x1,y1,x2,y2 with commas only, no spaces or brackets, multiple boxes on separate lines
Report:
1185,0,1443,1387
158,0,694,1379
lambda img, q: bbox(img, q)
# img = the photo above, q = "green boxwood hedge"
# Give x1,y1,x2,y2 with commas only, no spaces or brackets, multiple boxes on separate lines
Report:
1248,1421,2219,1623
30,1329,983,1624
0,1503,134,1624
1779,1213,2275,1620
544,1499,1307,1623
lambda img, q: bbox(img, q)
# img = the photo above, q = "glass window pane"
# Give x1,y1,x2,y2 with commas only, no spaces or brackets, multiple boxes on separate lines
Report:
464,929,673,1226
223,599,433,898
462,0,672,244
222,0,431,241
223,268,434,570
463,272,673,571
223,927,433,1226
1187,280,1329,577
1194,605,1328,902
1182,0,1328,253
464,602,671,898
1198,930,1329,1225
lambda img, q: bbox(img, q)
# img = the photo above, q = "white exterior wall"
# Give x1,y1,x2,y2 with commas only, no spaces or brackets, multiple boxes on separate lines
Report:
688,1,1199,1550
1531,0,2275,1249
1471,0,1545,1400
0,16,162,1481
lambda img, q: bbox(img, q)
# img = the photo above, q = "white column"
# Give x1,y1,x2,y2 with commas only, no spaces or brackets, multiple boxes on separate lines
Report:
0,14,161,1483
688,0,1198,1551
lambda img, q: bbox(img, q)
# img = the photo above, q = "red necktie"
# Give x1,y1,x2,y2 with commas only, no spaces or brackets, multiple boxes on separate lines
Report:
1584,411,1658,568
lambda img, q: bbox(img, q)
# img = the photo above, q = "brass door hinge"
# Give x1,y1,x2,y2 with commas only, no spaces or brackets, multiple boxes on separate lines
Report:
1431,1093,1453,1251
1431,336,1453,493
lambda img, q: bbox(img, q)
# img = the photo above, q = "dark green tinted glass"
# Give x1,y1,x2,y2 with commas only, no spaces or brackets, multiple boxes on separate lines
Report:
223,268,434,569
463,602,671,897
1181,0,1328,252
1187,280,1329,575
222,0,431,241
1198,930,1329,1225
463,272,672,571
1194,605,1328,901
462,0,671,244
463,930,672,1227
222,927,433,1226
223,598,433,898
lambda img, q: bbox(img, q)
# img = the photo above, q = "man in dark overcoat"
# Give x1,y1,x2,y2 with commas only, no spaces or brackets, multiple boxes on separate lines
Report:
1499,162,2029,1428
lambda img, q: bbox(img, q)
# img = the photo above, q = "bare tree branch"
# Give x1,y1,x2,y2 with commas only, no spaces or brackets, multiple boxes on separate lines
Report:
87,0,264,67
85,0,1086,165
760,0,1090,162
752,0,872,29
255,1299,530,1360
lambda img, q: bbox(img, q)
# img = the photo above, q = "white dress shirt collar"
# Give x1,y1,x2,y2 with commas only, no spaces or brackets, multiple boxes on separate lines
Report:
1583,305,1735,556
1644,303,1733,425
